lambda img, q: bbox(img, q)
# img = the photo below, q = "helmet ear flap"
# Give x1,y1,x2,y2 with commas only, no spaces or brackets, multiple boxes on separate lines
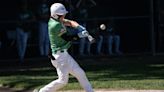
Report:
52,14,59,19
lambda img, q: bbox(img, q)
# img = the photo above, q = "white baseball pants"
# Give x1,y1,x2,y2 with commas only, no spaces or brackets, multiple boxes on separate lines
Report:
39,50,94,92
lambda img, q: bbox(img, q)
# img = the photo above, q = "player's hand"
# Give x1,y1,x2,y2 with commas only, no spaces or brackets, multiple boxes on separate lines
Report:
88,35,96,44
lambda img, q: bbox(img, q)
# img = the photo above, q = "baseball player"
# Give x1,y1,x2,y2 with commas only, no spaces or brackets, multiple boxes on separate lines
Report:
36,3,94,92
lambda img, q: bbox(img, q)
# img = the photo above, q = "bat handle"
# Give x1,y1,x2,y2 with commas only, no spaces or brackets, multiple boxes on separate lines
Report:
87,35,95,43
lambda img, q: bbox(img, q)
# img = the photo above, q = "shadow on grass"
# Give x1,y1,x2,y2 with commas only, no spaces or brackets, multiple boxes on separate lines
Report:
2,79,52,92
80,56,164,81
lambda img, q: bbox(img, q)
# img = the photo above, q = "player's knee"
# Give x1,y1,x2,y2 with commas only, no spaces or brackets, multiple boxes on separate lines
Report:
59,79,68,85
39,87,50,92
114,35,120,40
78,69,87,78
59,81,68,86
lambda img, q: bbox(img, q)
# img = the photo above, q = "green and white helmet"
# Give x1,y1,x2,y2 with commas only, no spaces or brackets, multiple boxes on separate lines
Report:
50,3,68,19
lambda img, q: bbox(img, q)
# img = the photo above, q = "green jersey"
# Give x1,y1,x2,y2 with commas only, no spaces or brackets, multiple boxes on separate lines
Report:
48,18,71,54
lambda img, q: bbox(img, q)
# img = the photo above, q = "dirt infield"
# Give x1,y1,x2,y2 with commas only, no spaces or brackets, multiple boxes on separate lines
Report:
58,89,164,92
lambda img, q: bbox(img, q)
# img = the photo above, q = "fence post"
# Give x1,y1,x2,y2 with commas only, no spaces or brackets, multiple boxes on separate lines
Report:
150,0,156,56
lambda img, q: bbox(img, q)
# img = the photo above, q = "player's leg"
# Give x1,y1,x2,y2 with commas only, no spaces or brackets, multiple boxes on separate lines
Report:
113,35,122,55
16,28,28,62
67,54,94,92
39,53,69,92
21,31,29,60
71,68,94,92
96,35,103,55
86,40,91,55
108,35,114,55
44,22,49,56
38,22,45,56
16,28,23,60
79,38,86,56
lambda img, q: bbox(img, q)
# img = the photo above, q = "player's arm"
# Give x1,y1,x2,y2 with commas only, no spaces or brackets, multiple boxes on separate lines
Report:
63,19,95,43
63,19,79,28
63,19,87,34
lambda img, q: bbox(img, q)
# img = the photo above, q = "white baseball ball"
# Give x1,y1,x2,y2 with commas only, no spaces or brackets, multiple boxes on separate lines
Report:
100,24,106,30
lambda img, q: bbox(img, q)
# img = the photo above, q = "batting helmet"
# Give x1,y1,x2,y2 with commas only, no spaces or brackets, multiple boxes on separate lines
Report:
50,3,68,19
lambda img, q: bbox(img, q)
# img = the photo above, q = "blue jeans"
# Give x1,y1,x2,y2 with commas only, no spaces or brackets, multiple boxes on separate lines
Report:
79,38,86,55
108,35,121,55
38,21,50,56
16,28,29,62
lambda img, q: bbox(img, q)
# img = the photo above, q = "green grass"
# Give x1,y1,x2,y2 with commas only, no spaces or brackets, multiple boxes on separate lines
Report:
0,55,164,91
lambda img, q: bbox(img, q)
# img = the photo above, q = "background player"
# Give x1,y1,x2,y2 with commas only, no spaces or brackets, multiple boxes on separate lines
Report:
35,3,94,92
